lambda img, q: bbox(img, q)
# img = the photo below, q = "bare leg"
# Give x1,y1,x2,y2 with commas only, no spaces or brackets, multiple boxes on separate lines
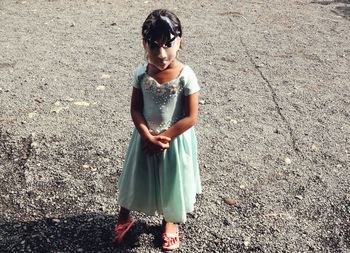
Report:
118,206,131,224
162,218,179,234
162,218,180,250
114,207,134,244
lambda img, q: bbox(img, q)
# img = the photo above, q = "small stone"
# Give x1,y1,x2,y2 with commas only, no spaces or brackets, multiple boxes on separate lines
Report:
50,107,68,114
285,157,292,165
243,237,251,247
223,197,235,206
225,116,232,121
62,97,74,102
52,218,60,223
311,144,318,151
295,195,303,200
239,184,246,189
82,164,90,169
199,100,205,105
28,112,36,118
54,101,61,106
111,22,117,26
30,142,39,148
74,101,90,107
34,97,44,103
213,239,221,244
101,74,111,79
231,119,238,124
96,85,106,91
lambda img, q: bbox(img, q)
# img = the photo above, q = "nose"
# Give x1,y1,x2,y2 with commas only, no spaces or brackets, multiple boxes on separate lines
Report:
158,47,167,59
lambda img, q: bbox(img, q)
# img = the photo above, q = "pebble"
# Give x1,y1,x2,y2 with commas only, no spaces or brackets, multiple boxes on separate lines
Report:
295,195,303,200
30,141,39,148
74,101,90,107
82,164,90,169
101,74,111,79
96,85,106,91
223,197,235,206
28,112,37,118
52,218,60,223
243,237,251,247
213,239,221,244
199,100,205,105
34,97,44,103
50,107,68,114
285,157,292,165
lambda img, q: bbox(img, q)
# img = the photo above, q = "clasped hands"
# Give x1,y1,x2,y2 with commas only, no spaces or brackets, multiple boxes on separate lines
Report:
142,133,171,155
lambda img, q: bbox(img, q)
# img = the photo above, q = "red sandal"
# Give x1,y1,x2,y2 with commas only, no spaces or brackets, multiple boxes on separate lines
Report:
113,219,135,244
162,230,180,251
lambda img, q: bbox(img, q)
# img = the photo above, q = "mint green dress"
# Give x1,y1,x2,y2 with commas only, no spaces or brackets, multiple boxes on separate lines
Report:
117,64,201,223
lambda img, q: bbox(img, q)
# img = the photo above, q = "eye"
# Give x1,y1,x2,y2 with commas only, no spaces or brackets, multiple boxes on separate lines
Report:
164,41,173,48
149,41,159,50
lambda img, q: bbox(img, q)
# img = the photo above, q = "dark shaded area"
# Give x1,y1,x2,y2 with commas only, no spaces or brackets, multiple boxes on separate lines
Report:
333,6,350,19
311,0,350,5
321,197,350,250
0,214,163,253
312,0,350,20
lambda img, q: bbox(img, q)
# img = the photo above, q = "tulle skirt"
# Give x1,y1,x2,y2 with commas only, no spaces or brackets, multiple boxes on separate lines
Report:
117,127,201,223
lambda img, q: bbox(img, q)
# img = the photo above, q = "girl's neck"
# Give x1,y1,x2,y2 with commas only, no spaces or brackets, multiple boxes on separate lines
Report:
147,59,184,84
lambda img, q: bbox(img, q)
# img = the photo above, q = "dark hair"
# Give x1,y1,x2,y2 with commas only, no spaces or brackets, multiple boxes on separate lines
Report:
142,9,182,46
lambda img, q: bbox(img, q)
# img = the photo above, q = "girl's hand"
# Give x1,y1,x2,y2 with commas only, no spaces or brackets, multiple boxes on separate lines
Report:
142,135,171,155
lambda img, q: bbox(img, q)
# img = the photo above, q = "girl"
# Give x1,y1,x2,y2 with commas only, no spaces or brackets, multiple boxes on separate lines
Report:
115,9,201,251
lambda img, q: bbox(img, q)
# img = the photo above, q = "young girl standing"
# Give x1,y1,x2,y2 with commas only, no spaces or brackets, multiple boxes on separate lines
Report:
115,9,201,251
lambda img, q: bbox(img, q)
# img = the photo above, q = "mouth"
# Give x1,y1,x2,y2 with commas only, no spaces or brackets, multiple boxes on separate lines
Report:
155,60,168,68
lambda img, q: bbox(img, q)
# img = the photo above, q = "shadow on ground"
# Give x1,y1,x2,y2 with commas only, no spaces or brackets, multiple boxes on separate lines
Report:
312,0,350,20
333,6,350,19
0,213,163,252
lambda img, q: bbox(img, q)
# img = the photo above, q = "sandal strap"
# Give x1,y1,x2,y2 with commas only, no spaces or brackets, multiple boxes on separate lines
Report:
115,222,130,233
162,232,180,249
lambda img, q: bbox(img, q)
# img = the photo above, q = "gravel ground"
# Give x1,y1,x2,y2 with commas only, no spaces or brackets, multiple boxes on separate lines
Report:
0,0,349,252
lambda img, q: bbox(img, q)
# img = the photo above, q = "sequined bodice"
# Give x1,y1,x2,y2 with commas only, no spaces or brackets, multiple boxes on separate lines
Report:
140,73,186,134
132,64,199,135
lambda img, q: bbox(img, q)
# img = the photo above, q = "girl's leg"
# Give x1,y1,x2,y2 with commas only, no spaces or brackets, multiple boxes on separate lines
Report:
118,206,131,224
114,207,134,244
163,219,178,234
162,219,180,250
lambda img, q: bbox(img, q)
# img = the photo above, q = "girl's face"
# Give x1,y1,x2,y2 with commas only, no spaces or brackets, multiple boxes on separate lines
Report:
144,36,181,71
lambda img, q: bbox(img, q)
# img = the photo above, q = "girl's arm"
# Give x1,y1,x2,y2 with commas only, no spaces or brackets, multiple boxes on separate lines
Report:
161,92,199,139
130,87,171,151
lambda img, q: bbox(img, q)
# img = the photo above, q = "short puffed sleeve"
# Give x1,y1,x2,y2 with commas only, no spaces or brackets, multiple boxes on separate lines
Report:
132,64,147,89
183,66,200,96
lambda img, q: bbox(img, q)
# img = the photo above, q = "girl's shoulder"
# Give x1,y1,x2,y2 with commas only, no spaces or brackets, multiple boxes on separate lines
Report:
132,63,148,88
180,65,197,82
134,63,147,76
